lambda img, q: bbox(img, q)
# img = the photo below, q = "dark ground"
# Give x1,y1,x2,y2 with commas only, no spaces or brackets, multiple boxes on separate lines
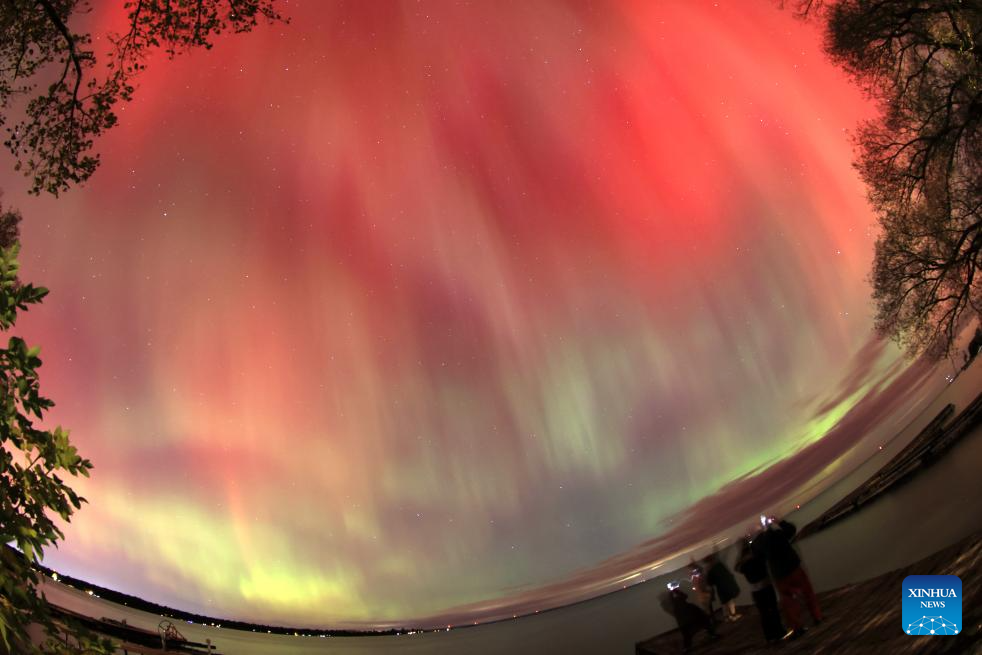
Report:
636,530,981,655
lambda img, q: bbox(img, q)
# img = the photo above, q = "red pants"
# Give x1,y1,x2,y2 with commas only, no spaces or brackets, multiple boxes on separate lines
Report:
775,567,822,630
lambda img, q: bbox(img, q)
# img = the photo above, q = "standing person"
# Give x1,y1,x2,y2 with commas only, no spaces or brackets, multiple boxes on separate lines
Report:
688,559,715,623
735,536,786,643
704,550,742,622
659,582,718,653
752,517,822,638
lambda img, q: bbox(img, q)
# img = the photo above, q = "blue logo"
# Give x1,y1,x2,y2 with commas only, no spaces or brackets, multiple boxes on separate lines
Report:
902,575,961,635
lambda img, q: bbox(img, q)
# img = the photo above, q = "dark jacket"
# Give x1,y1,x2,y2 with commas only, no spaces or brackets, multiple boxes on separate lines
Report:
705,560,741,603
666,589,710,630
735,546,769,585
752,520,800,580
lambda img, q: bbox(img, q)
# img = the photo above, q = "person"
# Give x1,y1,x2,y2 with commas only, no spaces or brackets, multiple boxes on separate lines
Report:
704,550,742,622
735,536,786,643
752,517,822,638
688,558,715,622
659,582,718,653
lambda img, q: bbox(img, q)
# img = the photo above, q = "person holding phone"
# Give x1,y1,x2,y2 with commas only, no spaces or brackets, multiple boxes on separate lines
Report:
751,517,822,639
736,536,787,643
659,581,719,652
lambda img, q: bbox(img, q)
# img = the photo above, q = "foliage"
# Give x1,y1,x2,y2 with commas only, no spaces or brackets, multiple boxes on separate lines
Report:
0,239,110,653
819,1,981,359
0,0,284,196
0,208,19,250
0,2,285,650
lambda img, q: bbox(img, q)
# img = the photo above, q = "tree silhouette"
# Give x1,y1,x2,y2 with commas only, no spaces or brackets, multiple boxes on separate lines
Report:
0,211,114,654
0,2,284,652
1,0,284,196
0,204,19,249
820,1,981,359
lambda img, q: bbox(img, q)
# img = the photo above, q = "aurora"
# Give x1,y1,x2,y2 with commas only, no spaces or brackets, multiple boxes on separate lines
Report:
1,0,946,630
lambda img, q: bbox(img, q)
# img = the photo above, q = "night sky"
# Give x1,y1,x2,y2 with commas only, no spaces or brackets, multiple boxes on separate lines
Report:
1,0,948,630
